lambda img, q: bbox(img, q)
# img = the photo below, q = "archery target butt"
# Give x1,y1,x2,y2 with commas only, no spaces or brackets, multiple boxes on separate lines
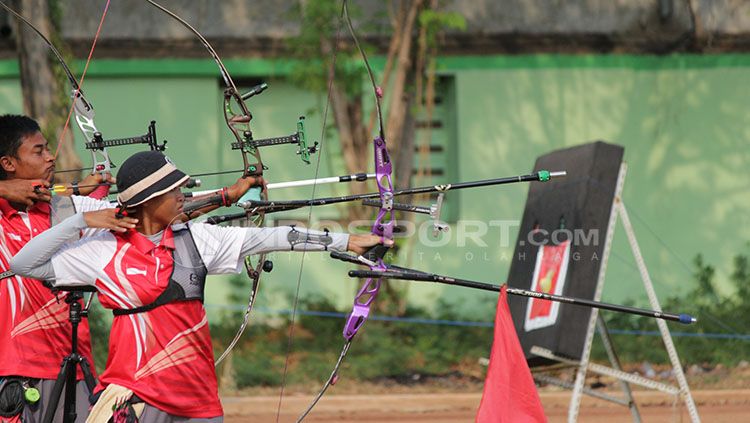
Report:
506,141,624,366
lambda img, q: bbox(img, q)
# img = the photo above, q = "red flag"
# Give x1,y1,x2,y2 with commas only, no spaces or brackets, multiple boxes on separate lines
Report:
476,286,546,423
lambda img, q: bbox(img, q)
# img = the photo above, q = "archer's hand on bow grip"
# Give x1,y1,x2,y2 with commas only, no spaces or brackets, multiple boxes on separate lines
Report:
80,172,114,199
345,233,393,257
232,176,266,203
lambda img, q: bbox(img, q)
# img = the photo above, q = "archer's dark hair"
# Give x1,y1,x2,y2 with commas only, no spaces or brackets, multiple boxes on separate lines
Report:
0,114,41,179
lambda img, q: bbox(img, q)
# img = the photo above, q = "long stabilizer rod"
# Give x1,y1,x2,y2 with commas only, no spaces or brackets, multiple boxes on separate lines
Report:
347,269,697,325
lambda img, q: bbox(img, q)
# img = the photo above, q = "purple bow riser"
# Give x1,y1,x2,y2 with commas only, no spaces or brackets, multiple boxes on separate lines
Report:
343,137,395,340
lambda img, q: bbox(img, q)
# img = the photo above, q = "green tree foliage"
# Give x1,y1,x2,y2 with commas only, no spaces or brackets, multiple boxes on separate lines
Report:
287,1,367,98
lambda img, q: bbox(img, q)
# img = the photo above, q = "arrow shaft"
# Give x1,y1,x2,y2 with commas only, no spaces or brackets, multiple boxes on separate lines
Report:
186,173,375,197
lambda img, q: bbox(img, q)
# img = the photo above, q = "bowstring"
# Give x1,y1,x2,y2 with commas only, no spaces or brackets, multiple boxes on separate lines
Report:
274,2,348,420
52,0,111,161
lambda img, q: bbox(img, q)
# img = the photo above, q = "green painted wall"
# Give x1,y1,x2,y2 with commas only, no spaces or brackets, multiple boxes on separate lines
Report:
430,55,750,318
0,54,747,320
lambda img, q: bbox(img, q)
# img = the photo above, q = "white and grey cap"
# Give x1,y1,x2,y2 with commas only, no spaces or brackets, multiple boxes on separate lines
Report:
116,151,189,207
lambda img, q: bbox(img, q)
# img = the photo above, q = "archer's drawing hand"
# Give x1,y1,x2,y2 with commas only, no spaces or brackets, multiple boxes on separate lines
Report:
0,179,52,206
83,209,138,233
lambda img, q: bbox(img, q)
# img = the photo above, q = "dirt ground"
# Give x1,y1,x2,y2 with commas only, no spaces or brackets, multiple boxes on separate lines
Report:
220,364,750,421
222,389,750,422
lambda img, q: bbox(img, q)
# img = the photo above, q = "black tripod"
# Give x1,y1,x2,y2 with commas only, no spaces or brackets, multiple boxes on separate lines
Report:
42,287,97,423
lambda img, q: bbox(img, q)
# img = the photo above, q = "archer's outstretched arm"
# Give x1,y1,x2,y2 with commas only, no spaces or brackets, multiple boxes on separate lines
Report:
188,223,384,275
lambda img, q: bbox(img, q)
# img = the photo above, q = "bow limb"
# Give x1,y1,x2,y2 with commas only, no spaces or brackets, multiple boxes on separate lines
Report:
0,0,167,201
145,0,269,367
145,0,264,196
0,1,110,176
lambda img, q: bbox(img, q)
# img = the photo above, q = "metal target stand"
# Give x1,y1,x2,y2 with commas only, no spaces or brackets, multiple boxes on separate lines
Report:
529,163,700,422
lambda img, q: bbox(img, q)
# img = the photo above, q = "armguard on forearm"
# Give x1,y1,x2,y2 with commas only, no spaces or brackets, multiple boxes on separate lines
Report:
287,226,334,251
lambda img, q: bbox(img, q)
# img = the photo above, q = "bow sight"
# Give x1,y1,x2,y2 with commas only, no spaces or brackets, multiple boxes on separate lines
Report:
85,120,168,172
231,115,319,165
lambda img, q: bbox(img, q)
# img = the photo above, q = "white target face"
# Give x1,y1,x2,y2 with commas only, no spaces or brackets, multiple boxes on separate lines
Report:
524,240,571,332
